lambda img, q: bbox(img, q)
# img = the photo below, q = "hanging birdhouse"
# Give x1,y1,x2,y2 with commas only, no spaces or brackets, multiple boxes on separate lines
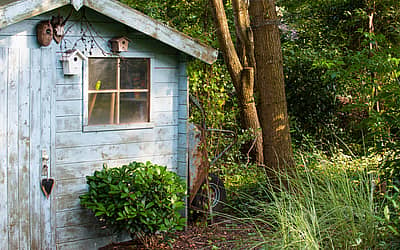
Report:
36,20,53,47
109,36,129,53
61,50,87,75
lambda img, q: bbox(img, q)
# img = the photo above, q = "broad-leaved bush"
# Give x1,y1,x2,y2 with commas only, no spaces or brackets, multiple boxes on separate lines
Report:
80,161,186,236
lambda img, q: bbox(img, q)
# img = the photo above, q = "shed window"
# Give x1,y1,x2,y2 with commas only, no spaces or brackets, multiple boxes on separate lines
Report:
87,58,150,125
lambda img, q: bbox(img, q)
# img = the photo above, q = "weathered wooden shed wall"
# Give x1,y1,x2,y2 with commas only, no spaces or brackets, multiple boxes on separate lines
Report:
0,5,188,249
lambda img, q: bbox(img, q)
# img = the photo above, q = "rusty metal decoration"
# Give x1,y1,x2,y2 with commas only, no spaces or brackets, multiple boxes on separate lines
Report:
188,95,236,213
36,20,53,47
51,12,72,44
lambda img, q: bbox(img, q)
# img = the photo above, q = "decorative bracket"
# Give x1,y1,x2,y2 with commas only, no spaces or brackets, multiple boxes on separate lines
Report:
70,0,84,11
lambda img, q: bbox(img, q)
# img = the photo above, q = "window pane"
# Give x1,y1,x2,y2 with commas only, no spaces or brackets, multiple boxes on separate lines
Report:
120,92,148,123
120,58,149,89
88,93,116,125
88,58,117,90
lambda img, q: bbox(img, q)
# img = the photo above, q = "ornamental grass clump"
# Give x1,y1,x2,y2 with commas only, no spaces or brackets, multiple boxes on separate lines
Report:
226,152,383,249
80,161,186,238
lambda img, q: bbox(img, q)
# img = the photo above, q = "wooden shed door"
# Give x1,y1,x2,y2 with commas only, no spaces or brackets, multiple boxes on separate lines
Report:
0,48,56,249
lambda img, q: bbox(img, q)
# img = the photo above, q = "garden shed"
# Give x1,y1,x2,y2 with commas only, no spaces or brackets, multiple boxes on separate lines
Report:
0,0,217,249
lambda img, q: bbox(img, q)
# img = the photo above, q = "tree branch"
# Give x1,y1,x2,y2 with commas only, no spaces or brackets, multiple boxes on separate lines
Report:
232,0,256,70
210,0,242,86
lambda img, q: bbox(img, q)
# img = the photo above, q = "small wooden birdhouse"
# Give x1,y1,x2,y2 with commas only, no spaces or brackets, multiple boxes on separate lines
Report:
109,36,129,53
36,20,53,47
61,49,87,75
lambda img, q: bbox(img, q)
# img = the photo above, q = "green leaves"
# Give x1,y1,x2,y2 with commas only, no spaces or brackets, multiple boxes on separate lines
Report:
79,161,186,236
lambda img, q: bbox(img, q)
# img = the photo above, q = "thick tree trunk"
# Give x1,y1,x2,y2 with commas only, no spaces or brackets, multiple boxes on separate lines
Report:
249,0,294,171
210,0,264,164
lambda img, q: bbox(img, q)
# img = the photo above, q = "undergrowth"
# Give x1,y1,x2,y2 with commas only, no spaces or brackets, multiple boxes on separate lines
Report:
223,150,395,249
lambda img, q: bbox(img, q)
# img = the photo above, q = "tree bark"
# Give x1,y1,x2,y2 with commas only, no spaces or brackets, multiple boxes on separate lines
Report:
249,0,294,171
210,0,264,164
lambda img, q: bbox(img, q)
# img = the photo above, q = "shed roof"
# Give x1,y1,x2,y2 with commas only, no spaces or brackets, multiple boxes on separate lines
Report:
0,0,218,64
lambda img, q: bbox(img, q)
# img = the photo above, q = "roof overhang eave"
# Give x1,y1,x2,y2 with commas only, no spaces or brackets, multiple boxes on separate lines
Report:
0,0,218,64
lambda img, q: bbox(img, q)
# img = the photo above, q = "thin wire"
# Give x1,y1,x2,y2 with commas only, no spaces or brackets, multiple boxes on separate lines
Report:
59,7,116,57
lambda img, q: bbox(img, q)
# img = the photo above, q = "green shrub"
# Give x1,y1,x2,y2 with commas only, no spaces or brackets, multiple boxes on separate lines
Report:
79,161,186,236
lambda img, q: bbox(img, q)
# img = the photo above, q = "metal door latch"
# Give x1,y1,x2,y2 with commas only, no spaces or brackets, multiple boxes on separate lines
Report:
42,150,49,176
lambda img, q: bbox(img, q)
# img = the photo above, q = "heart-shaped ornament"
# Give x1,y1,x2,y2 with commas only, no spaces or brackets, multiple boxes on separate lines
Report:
41,178,55,199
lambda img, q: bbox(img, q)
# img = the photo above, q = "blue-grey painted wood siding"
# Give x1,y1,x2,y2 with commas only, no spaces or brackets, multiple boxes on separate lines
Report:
0,48,8,250
0,47,56,250
0,5,188,250
177,55,189,218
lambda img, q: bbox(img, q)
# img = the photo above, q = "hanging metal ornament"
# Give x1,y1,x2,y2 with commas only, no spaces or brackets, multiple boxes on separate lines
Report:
41,178,55,199
51,12,72,44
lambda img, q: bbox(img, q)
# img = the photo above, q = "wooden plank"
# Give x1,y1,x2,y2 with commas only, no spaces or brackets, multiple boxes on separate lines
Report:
2,4,103,23
151,82,178,98
56,193,83,211
40,48,54,249
0,35,42,49
151,96,178,112
56,223,112,243
50,47,58,249
0,19,36,36
29,48,42,250
178,106,188,121
0,0,69,29
152,111,178,126
56,100,81,116
18,48,31,250
56,140,177,164
56,209,98,228
0,34,149,51
56,116,82,132
154,54,178,68
7,48,20,250
0,19,127,37
55,69,82,85
56,178,87,195
177,57,188,217
54,154,177,180
56,126,175,148
153,68,177,83
0,48,8,250
57,235,119,250
56,84,82,101
178,92,188,106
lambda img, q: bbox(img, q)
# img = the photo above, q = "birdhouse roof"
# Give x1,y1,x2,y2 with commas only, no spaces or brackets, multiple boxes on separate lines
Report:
0,0,218,64
61,49,87,61
110,37,130,43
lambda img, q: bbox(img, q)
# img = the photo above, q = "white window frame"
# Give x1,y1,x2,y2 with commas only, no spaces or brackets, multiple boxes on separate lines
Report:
82,53,154,132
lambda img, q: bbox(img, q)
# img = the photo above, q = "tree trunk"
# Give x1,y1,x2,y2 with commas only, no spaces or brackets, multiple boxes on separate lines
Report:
238,67,264,165
210,0,264,164
249,0,294,171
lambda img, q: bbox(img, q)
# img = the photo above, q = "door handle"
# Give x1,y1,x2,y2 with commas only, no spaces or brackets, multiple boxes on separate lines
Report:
42,150,49,177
